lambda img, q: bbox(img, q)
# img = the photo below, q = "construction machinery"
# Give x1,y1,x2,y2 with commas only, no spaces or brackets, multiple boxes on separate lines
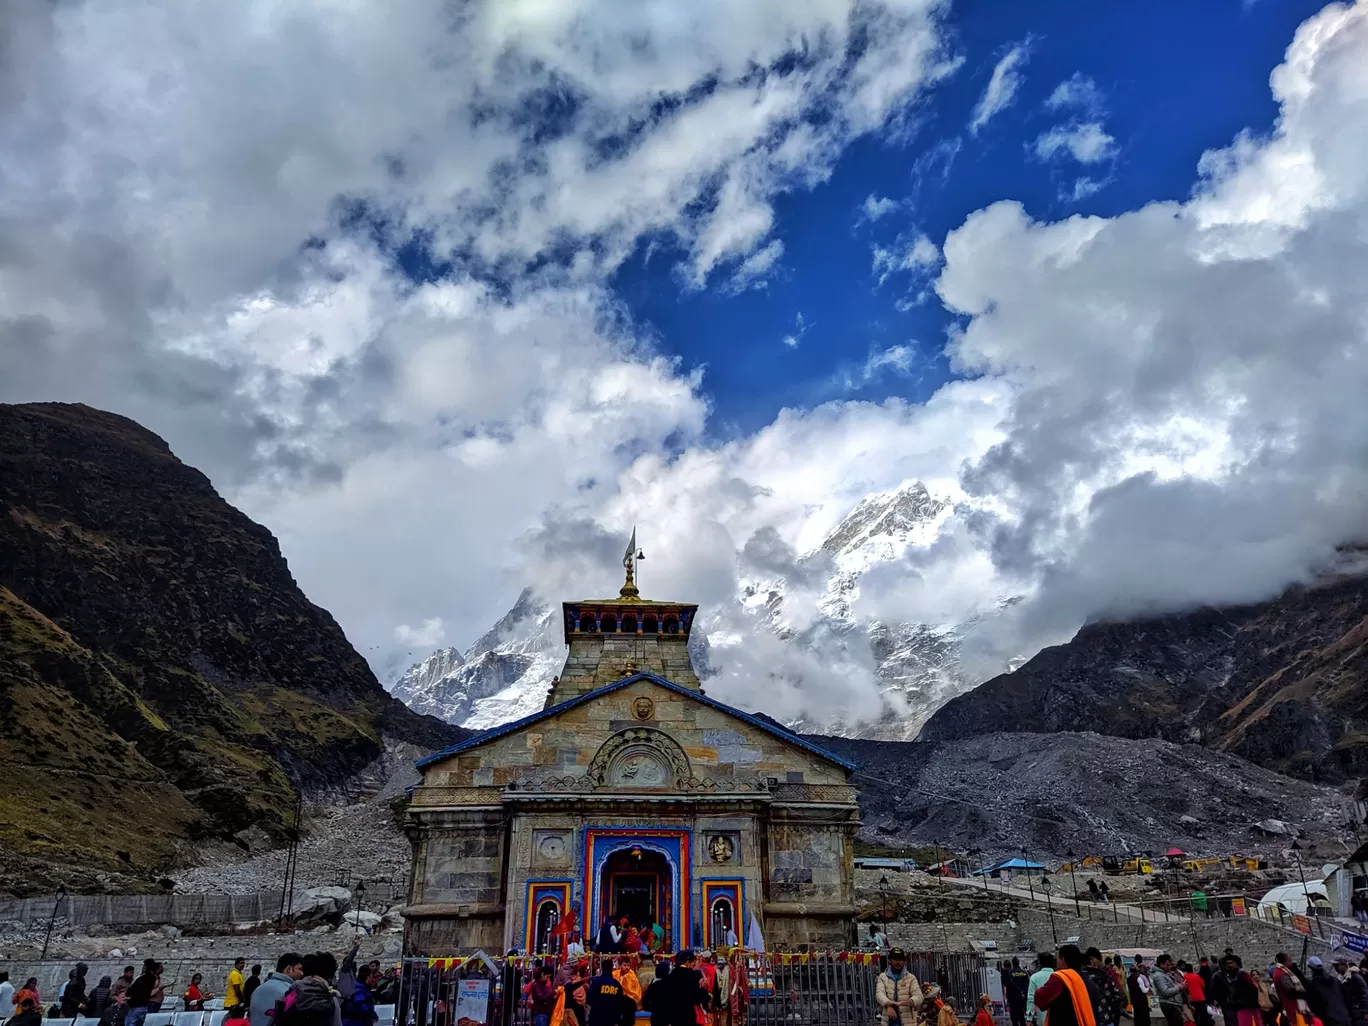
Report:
1102,856,1154,875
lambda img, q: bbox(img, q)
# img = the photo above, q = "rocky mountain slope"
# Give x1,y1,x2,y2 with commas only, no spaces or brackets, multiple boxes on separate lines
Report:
919,569,1368,785
0,402,463,894
812,731,1350,859
392,481,986,736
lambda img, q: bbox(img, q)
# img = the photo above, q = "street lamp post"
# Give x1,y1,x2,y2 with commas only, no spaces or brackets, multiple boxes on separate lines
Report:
880,874,890,922
353,881,367,938
1041,876,1058,945
41,885,66,959
1066,849,1081,917
969,848,990,893
1291,840,1312,918
1021,846,1035,901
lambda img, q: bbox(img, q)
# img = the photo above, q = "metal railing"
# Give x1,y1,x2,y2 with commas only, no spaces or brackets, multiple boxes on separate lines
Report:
952,874,1368,950
397,950,989,1026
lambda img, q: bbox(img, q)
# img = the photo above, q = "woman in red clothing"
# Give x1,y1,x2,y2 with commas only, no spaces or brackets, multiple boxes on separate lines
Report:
1183,962,1210,1026
976,995,997,1026
183,974,212,1011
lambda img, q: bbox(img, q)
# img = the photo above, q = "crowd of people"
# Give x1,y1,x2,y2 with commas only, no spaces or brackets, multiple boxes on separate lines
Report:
503,948,747,1026
963,945,1368,1026
0,943,398,1026
10,939,1368,1026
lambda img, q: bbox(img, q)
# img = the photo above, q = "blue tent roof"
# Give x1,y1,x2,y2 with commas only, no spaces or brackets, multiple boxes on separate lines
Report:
974,857,1046,875
415,671,857,771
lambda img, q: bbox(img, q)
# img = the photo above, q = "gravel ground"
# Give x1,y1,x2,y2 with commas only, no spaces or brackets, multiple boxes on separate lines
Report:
171,742,423,895
814,730,1351,861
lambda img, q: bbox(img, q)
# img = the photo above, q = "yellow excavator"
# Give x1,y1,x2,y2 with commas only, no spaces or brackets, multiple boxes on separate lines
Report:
1103,855,1154,874
1060,855,1103,872
1181,857,1223,872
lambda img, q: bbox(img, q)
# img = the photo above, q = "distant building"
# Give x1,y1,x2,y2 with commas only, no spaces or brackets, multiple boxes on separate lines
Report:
401,548,861,954
1323,841,1368,919
975,857,1047,878
855,856,920,872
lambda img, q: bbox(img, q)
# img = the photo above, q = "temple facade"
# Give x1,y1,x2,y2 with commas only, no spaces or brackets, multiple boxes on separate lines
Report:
401,560,861,956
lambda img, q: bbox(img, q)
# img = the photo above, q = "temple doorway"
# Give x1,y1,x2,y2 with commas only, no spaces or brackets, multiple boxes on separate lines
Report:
600,847,672,949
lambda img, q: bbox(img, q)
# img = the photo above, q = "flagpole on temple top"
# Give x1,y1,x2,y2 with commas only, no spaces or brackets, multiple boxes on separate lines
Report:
622,527,644,597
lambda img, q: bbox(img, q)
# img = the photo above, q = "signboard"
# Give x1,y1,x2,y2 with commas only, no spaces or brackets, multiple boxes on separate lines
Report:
1293,915,1312,935
1230,898,1246,916
1342,932,1368,954
454,978,490,1026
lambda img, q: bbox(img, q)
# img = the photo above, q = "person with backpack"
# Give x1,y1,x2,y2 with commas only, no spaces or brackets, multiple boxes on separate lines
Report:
250,954,304,1026
276,952,342,1026
1083,949,1125,1026
341,965,378,1026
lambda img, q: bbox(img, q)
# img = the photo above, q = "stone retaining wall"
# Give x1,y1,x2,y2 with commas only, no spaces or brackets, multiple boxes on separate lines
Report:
886,908,1337,965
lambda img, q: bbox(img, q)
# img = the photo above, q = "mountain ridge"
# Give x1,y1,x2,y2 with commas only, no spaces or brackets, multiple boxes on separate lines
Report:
919,568,1368,785
0,401,463,894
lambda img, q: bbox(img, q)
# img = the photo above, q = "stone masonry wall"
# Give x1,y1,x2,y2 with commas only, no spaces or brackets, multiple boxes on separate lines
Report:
886,908,1337,965
424,681,850,788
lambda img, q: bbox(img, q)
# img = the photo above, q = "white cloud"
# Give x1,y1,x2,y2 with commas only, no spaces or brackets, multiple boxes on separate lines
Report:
395,618,446,648
936,0,1368,645
1046,73,1105,113
1033,122,1116,163
4,0,1368,736
1067,176,1107,201
724,238,785,293
781,312,810,349
873,234,941,284
969,42,1031,134
860,195,901,222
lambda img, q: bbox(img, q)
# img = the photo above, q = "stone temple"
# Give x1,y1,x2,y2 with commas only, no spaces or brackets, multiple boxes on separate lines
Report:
400,550,861,955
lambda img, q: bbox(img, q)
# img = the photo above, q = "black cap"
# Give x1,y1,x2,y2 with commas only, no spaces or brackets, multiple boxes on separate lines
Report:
890,948,908,960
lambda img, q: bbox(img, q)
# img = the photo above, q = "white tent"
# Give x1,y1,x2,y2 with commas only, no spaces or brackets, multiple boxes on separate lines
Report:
1257,881,1332,916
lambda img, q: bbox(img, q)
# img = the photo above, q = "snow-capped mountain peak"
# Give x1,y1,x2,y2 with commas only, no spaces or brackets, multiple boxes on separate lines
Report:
391,481,1002,740
820,481,949,564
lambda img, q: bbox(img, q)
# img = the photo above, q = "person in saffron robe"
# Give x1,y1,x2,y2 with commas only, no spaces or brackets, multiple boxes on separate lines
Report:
1034,946,1098,1026
976,995,998,1026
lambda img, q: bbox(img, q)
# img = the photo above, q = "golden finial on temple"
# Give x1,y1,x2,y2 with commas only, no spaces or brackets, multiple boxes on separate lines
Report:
620,527,644,599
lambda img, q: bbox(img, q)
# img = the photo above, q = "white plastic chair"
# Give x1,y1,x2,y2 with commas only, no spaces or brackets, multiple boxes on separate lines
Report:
73,1017,101,1026
204,999,225,1011
173,1012,206,1026
375,1006,396,1024
145,1013,176,1026
207,1010,228,1026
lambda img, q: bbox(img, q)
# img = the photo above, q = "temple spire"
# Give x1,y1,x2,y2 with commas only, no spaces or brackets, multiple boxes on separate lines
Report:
620,527,641,599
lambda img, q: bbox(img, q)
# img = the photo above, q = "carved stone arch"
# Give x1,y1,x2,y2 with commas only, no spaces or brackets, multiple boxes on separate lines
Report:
588,727,692,790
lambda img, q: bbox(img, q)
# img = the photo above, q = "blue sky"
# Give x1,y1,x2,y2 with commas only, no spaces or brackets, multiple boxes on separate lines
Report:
4,0,1367,716
615,0,1326,438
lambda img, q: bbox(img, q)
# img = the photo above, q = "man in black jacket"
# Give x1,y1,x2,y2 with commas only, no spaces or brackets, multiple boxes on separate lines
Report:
61,964,90,1017
125,960,159,1026
1308,958,1350,1026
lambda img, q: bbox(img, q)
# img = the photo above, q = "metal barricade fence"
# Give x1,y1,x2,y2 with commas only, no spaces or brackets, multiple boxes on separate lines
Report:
396,950,987,1026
